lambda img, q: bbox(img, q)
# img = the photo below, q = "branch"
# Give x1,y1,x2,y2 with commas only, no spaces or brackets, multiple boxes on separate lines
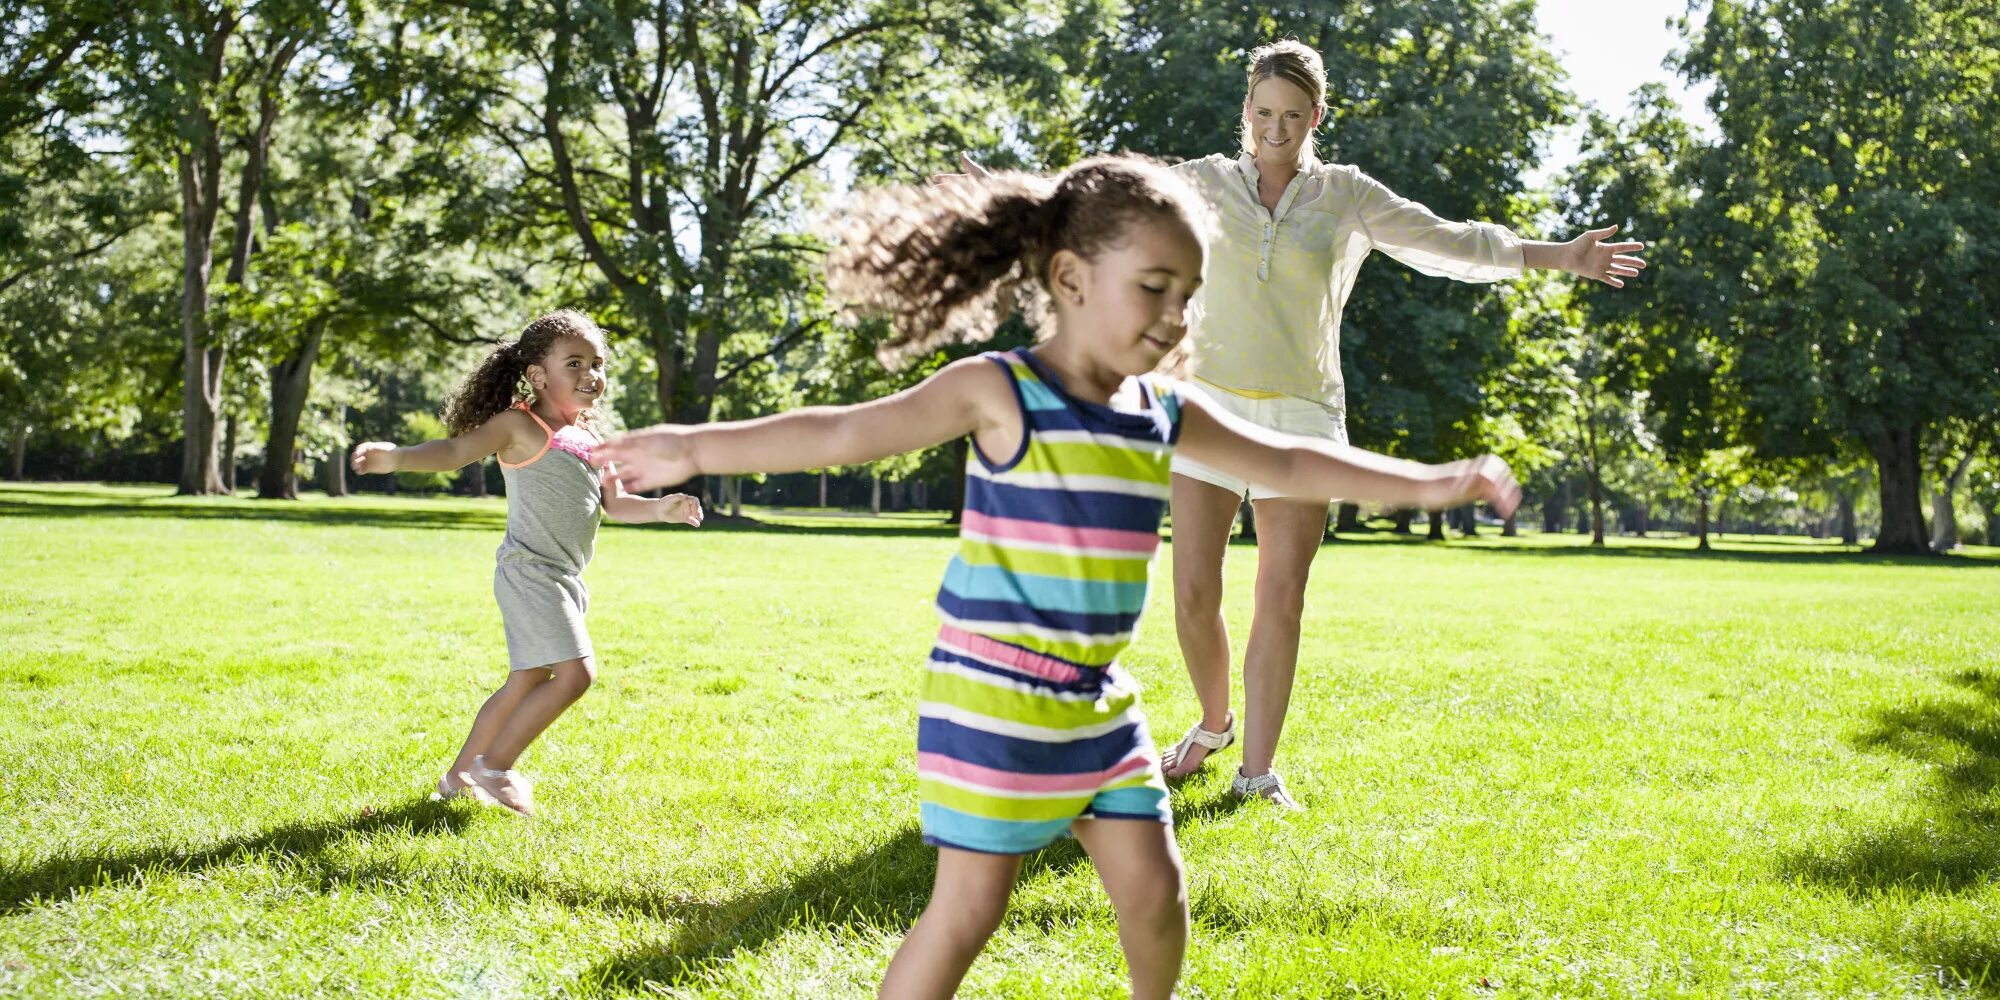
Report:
714,316,825,385
0,221,142,296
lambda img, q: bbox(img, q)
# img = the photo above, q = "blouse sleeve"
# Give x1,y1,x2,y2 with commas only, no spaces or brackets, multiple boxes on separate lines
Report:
1348,167,1525,283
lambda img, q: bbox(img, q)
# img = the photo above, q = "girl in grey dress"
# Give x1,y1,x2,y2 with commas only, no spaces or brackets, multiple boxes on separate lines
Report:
351,310,703,815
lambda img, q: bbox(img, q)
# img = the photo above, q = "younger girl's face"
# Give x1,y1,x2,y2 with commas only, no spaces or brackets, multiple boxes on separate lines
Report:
1069,216,1206,376
531,334,610,413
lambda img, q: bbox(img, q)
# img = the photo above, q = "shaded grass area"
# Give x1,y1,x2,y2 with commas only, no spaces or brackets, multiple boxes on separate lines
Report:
2,482,1998,997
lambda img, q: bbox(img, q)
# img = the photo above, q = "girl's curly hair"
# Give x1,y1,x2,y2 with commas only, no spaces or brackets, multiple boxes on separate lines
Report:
441,309,607,437
822,154,1212,371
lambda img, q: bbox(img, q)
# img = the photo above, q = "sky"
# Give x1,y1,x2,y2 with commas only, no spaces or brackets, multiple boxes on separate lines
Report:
1531,0,1716,182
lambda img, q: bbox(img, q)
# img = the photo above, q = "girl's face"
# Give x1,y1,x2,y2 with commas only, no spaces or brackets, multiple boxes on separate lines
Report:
1244,76,1320,167
528,333,609,415
1056,216,1206,377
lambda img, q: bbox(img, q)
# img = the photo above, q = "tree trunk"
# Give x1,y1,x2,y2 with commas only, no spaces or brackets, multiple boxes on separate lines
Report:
174,88,227,495
1634,501,1649,538
1427,509,1446,541
1502,511,1518,537
469,460,487,498
1929,489,1958,552
1240,500,1256,540
1929,450,1975,552
1988,511,2000,549
870,473,881,515
1866,426,1929,554
7,423,25,480
1697,492,1711,551
322,445,346,497
1838,492,1857,545
1587,468,1606,546
221,412,238,492
729,475,742,518
256,322,324,500
1334,502,1361,534
1459,504,1478,537
1393,508,1414,534
913,479,927,509
947,437,968,523
818,470,827,508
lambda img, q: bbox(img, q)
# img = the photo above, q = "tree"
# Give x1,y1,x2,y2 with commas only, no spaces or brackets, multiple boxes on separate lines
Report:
1679,0,2000,553
117,0,336,494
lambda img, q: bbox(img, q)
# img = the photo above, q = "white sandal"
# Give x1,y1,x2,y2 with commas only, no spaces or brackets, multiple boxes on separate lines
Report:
1162,714,1235,776
1231,767,1303,812
469,755,537,817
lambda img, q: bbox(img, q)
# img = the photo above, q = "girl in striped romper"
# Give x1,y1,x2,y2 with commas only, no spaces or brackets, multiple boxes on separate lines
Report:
597,157,1519,999
351,310,702,816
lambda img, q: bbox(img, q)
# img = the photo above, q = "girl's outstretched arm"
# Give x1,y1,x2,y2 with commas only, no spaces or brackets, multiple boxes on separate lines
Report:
594,356,1013,492
350,410,532,475
1175,385,1521,516
597,466,704,527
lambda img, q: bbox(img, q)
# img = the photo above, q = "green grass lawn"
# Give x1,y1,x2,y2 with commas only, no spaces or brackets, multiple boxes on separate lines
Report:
2,483,1997,998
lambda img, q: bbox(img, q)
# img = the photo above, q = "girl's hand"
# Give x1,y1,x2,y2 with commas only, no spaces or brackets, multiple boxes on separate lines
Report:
1566,224,1648,288
1431,455,1522,518
592,426,699,492
928,151,992,187
656,494,703,527
350,442,400,475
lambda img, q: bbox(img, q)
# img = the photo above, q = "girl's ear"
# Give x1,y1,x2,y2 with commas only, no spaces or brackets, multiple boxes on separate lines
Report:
1048,248,1087,307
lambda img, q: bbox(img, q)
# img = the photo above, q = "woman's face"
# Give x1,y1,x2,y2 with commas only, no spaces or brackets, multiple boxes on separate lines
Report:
1243,76,1320,166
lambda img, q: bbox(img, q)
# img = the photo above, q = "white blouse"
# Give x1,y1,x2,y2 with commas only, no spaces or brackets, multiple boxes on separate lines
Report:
1172,154,1525,405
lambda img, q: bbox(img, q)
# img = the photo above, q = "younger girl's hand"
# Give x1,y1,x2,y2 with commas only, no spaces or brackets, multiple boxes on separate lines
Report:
656,494,703,527
592,425,698,492
350,442,400,475
1432,455,1522,519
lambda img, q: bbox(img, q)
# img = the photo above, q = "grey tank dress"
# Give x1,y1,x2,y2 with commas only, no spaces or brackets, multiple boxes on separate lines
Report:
494,403,603,670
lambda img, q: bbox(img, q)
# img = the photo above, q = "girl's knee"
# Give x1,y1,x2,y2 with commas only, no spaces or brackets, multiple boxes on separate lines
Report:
927,887,1010,940
556,660,596,696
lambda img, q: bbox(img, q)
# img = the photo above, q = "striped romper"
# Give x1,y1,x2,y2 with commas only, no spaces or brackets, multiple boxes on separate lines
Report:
919,348,1182,855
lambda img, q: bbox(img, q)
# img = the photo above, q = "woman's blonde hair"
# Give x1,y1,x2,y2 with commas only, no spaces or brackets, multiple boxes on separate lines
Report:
1239,40,1328,158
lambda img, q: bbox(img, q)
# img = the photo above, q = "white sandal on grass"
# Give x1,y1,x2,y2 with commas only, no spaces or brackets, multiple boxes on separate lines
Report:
1231,767,1303,812
469,755,537,817
432,770,479,801
1161,714,1235,776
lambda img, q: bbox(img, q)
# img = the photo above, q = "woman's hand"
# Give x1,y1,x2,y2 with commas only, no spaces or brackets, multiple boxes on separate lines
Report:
592,426,700,492
1563,224,1648,288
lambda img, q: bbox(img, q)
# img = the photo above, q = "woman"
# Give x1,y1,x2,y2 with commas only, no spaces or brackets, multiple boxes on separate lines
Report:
946,40,1646,811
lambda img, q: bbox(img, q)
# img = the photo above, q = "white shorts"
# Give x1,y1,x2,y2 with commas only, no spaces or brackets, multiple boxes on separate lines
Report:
1171,385,1348,501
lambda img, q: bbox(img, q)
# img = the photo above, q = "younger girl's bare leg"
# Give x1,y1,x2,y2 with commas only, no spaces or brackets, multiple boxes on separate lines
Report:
478,655,595,771
1071,818,1188,1000
879,847,1021,999
448,668,549,778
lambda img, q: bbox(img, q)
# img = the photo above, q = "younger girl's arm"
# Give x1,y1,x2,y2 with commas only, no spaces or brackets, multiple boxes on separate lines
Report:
349,410,531,475
1176,386,1521,515
597,466,704,527
594,356,1013,492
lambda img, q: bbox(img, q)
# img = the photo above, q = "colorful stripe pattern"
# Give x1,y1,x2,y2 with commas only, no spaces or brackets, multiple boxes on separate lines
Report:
918,349,1182,854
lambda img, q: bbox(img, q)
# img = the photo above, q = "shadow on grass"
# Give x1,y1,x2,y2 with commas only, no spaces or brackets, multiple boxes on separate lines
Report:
579,783,1251,993
1451,540,1997,569
0,798,475,915
1782,668,2000,992
0,485,958,539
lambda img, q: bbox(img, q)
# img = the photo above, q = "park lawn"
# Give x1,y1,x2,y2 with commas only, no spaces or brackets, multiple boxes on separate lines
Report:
1,482,1997,999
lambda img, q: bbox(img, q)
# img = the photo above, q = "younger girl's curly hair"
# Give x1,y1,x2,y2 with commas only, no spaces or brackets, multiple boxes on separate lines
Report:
822,154,1213,373
441,309,608,437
